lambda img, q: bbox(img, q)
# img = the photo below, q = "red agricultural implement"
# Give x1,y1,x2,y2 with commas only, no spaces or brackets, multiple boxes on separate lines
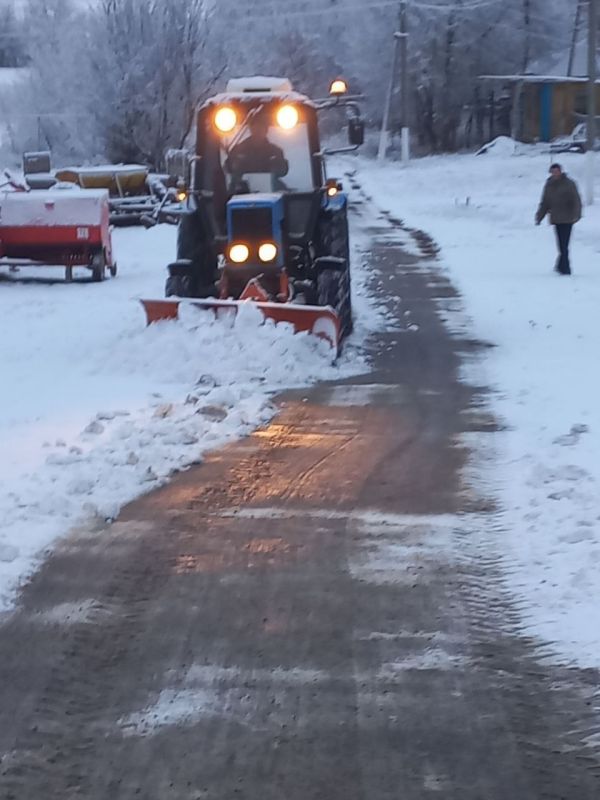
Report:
0,187,117,282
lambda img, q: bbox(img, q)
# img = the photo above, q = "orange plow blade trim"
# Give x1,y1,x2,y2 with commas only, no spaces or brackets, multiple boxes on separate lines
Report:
140,298,341,351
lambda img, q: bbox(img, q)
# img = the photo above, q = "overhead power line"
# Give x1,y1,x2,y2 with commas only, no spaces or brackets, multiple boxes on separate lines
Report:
230,0,504,22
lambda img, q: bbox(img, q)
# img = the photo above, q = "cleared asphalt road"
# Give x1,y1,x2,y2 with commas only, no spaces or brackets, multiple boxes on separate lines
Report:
0,188,599,799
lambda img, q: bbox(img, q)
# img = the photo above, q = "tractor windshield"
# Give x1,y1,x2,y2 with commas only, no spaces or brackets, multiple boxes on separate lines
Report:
218,111,314,194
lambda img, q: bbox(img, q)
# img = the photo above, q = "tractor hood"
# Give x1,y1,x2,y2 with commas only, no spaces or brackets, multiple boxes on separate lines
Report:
226,193,285,268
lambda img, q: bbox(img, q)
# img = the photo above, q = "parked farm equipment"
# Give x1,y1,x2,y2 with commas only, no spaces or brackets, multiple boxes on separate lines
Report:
0,184,116,282
18,152,186,227
54,163,184,226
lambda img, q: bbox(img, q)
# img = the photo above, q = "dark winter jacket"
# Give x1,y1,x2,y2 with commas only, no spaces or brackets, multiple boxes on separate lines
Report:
536,174,582,225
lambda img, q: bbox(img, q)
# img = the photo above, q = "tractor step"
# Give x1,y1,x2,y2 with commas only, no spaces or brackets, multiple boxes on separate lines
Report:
140,297,341,351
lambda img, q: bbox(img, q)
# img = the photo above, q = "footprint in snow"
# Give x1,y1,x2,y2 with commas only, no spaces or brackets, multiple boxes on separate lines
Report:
83,420,104,435
0,544,19,563
553,423,590,446
96,410,130,421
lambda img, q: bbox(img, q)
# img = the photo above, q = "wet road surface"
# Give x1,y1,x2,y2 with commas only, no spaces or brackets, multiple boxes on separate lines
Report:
0,192,599,799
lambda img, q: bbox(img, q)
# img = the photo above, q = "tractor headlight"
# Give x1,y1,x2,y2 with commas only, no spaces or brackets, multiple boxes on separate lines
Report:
325,178,341,197
329,78,348,96
276,104,299,130
229,243,249,263
215,106,237,133
258,243,277,262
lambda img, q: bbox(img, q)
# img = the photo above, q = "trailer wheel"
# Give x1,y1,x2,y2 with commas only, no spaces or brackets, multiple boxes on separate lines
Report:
91,252,106,282
166,274,193,297
109,263,117,278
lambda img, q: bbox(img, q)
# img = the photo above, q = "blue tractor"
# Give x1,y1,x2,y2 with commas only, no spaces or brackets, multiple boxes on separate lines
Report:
145,77,364,350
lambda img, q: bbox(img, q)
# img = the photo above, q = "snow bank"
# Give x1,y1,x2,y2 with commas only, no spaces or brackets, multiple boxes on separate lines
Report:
0,215,376,611
476,136,518,157
358,150,600,669
0,68,30,89
0,304,337,599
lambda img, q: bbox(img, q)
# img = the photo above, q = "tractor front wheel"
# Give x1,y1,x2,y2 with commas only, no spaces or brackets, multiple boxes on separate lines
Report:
165,274,193,298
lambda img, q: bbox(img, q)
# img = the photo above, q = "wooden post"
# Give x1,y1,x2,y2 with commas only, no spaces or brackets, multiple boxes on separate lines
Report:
586,0,597,204
511,81,524,140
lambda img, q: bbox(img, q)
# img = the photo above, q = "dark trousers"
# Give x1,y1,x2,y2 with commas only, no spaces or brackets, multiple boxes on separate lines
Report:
554,223,573,274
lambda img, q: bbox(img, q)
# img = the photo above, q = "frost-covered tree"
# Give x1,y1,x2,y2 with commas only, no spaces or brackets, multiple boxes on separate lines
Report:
0,4,27,68
5,0,100,160
219,0,572,151
406,0,572,151
0,0,582,160
90,0,225,166
7,0,225,166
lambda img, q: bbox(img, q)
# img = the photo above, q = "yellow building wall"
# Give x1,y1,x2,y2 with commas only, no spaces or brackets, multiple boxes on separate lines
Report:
521,82,600,142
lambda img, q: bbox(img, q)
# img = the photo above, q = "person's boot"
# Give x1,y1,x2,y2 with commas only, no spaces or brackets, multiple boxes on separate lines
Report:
556,253,571,274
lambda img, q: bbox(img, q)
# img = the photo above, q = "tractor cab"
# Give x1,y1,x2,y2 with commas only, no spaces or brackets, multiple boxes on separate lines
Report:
153,76,364,349
196,79,324,298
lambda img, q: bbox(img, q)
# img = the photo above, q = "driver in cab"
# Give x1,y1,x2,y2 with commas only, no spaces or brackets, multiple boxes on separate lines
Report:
225,114,289,190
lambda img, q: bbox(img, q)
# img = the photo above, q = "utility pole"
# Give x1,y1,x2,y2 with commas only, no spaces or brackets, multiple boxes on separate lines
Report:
399,0,410,163
568,0,584,76
587,0,597,205
522,0,531,73
378,1,409,162
378,31,401,161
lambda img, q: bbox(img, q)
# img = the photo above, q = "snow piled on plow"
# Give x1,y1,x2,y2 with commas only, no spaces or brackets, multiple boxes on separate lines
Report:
0,222,375,611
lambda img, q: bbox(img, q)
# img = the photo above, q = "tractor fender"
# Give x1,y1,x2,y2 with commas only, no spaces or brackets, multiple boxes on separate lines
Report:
167,259,193,277
314,255,346,272
322,190,348,213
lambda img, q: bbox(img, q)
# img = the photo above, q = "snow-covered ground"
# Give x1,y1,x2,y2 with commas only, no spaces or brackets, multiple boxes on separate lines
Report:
358,146,600,668
4,142,598,673
0,218,379,611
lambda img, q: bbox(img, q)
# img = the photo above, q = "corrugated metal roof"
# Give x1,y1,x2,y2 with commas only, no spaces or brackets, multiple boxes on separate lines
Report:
480,74,600,84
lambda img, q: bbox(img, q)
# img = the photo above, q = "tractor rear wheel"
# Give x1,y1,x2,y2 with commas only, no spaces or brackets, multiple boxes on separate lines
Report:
317,268,352,343
91,252,105,282
165,274,193,298
317,211,353,339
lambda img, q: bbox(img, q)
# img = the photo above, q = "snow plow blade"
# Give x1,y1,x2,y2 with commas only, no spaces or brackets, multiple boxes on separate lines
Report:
140,298,341,351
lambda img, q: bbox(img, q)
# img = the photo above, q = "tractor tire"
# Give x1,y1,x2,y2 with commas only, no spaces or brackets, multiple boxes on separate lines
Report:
320,210,351,264
317,268,352,343
317,211,353,339
91,252,105,282
165,274,193,298
177,211,217,296
109,263,118,278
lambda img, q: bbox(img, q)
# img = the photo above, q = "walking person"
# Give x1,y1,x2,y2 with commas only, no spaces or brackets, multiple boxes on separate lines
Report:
535,163,582,275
